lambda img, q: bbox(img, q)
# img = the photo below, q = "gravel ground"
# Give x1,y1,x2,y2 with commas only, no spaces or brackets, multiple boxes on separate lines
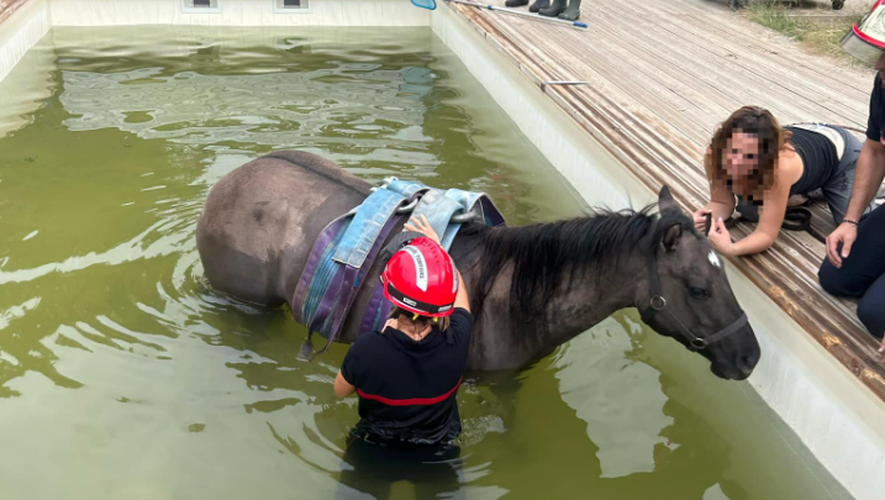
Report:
840,0,874,12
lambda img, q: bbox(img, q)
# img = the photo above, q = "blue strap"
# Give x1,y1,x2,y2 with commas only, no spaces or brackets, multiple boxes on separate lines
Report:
410,187,503,250
411,189,464,250
385,179,430,200
332,188,406,268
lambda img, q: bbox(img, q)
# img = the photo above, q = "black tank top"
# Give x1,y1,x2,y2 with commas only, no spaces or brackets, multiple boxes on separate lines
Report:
785,126,840,195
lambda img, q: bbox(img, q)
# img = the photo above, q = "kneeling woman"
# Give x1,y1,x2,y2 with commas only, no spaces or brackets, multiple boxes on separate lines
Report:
334,215,471,498
694,106,870,256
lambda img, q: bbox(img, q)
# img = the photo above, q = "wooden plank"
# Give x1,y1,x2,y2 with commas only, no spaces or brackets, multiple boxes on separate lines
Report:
612,0,872,94
0,0,33,26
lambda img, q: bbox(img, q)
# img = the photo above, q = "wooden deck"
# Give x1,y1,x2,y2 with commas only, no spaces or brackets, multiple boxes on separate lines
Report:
0,0,29,26
445,0,885,397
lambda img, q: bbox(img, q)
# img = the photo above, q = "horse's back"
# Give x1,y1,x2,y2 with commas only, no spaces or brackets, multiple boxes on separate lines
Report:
196,151,371,306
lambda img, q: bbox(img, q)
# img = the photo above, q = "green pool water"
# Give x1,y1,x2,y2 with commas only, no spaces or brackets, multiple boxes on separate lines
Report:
0,26,851,500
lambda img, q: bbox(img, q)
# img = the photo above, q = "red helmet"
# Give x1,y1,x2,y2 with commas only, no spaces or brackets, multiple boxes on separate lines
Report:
381,237,458,318
842,1,885,65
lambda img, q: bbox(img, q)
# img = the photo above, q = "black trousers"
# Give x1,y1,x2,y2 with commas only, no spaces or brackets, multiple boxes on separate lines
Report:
336,436,464,500
819,204,885,339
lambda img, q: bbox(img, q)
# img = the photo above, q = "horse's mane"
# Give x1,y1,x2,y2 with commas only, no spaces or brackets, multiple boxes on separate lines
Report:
470,203,695,319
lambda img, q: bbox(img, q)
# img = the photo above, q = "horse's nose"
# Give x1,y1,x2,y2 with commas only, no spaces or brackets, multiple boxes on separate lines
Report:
737,354,757,379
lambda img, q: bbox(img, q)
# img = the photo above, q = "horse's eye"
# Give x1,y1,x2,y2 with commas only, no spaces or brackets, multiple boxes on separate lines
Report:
689,287,709,298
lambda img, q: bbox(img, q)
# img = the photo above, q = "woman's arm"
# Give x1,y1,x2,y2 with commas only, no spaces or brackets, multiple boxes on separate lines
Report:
694,150,736,231
334,370,356,398
709,169,791,256
404,215,469,313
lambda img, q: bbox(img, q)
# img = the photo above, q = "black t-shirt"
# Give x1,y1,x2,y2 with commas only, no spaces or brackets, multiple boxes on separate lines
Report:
340,308,472,445
866,73,885,144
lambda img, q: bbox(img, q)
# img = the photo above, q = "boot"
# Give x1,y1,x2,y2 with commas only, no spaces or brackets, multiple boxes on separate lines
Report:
529,0,550,13
505,0,529,7
558,0,581,20
539,0,566,17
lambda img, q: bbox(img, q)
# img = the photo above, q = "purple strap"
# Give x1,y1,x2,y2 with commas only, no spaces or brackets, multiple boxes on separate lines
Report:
291,215,349,323
309,264,357,339
359,283,389,334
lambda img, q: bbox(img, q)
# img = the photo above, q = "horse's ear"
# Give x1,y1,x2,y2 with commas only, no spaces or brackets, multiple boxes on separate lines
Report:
658,185,678,213
662,223,683,252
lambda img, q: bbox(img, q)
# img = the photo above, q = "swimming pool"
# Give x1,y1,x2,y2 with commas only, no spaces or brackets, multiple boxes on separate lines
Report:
0,25,852,499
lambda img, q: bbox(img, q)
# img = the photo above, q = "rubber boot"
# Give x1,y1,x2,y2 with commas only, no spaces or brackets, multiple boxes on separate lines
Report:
505,0,529,7
558,0,581,20
539,0,566,17
529,0,550,13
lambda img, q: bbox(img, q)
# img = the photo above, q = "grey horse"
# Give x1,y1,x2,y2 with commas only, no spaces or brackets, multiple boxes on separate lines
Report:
196,151,760,380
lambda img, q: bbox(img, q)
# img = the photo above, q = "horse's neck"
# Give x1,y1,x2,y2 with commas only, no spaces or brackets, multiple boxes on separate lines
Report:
538,252,645,348
458,225,647,369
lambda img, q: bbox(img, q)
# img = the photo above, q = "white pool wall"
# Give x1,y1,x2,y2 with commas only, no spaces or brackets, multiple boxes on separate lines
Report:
0,0,50,83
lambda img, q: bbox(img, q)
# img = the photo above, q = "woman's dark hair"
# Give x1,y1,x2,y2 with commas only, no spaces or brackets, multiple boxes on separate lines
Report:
705,106,791,201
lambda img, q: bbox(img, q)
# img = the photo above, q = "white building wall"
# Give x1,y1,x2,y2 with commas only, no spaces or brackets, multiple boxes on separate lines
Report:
47,0,430,27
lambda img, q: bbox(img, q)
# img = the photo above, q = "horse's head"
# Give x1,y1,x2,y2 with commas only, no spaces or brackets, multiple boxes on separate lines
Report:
638,186,760,380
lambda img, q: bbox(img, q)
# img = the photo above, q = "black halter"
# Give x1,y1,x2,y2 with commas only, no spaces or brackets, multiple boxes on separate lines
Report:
643,252,748,351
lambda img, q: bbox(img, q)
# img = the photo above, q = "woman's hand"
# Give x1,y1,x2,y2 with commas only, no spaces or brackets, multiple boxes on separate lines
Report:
708,217,736,256
693,208,713,233
404,214,441,244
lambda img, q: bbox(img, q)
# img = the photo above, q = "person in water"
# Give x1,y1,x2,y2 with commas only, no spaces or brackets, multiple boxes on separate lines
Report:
693,106,873,256
334,215,471,499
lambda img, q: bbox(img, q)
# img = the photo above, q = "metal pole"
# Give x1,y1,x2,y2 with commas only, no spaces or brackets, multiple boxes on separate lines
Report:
445,0,589,29
540,80,590,90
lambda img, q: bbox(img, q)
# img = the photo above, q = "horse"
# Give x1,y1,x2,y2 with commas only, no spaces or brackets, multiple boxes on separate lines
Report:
196,151,760,380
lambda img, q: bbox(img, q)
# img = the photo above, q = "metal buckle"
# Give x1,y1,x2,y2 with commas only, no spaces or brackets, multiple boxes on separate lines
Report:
377,176,398,190
650,296,667,310
395,198,420,214
451,209,479,224
690,338,707,350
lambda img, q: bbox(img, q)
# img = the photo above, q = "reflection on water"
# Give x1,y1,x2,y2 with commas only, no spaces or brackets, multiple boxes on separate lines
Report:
0,26,851,500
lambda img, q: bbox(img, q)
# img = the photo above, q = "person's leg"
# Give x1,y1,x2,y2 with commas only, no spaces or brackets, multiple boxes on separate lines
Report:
539,0,567,17
504,0,528,7
410,445,465,500
857,273,885,340
821,127,873,224
559,0,581,20
337,438,394,500
528,0,550,12
819,207,885,339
